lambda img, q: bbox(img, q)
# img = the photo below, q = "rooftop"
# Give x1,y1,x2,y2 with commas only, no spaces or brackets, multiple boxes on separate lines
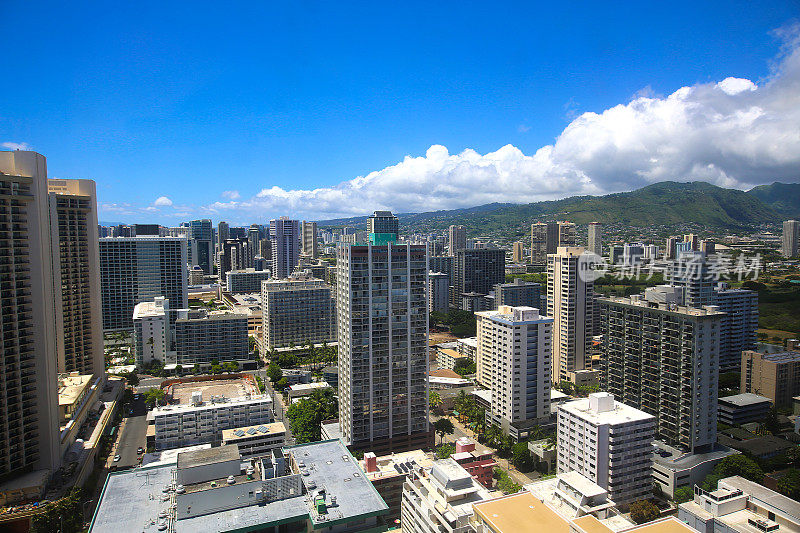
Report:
558,394,655,426
58,373,94,407
288,381,330,393
719,393,773,408
597,295,727,317
285,439,389,526
360,449,433,481
753,350,800,363
221,421,286,442
176,444,241,469
652,441,739,469
720,476,800,524
473,491,569,533
166,377,260,405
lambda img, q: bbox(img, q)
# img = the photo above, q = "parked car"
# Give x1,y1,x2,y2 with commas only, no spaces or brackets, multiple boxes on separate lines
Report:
113,455,121,462
137,447,144,455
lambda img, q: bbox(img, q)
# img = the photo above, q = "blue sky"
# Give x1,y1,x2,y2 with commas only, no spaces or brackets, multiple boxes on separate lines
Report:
2,1,799,225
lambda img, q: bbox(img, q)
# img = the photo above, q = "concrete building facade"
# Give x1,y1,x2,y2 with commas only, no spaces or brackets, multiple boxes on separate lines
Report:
448,225,466,256
261,277,335,349
452,248,505,308
269,217,300,279
476,306,553,440
741,350,800,407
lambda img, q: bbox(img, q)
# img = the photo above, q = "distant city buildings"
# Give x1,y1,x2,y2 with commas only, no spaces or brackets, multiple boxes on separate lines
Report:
782,219,799,258
531,221,575,263
269,217,300,279
225,268,272,294
557,392,655,506
99,235,188,331
476,306,552,440
452,248,505,309
512,240,525,263
713,284,758,372
300,220,318,258
429,271,450,313
588,221,602,256
188,219,214,274
448,224,466,256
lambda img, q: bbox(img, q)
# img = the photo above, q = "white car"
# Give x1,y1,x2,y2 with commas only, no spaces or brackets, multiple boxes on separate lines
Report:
113,454,121,462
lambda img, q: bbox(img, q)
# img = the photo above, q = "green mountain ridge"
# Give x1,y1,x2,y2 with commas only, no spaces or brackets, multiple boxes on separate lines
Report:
747,182,800,218
320,181,794,231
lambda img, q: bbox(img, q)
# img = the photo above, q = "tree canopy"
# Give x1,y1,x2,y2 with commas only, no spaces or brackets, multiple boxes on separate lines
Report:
286,388,338,443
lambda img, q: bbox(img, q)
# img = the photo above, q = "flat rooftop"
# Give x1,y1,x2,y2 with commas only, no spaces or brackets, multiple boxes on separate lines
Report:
597,295,727,317
474,491,569,533
58,374,94,406
221,421,286,442
652,441,739,469
558,396,654,425
167,377,259,405
177,444,241,470
721,476,800,521
756,351,800,363
285,439,388,526
719,393,773,407
361,449,433,481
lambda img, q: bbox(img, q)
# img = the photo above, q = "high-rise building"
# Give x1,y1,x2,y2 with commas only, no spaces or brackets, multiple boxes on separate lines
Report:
622,243,645,266
476,306,552,440
99,236,188,331
225,268,272,294
598,294,723,452
512,241,525,263
452,249,505,308
713,284,758,373
261,276,335,350
428,255,453,279
557,393,655,506
684,234,699,251
0,150,61,479
588,222,602,256
669,251,714,308
741,350,800,407
132,297,170,366
174,311,249,367
269,217,300,279
188,219,214,274
665,236,678,260
782,220,799,258
47,179,104,377
428,271,450,313
493,278,541,309
548,247,593,384
531,221,576,263
247,224,262,261
301,220,318,258
367,210,399,245
335,241,431,453
217,221,230,246
133,223,160,236
448,225,466,256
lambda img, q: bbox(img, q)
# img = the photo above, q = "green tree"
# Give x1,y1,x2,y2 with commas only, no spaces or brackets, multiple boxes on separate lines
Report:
435,443,456,459
30,488,85,533
673,486,693,504
494,467,521,494
211,364,223,375
511,442,535,472
453,357,477,377
121,371,139,386
713,455,765,483
285,388,338,443
175,364,183,375
276,377,288,390
763,408,780,434
433,417,455,445
267,361,283,383
777,469,800,500
429,391,442,412
629,500,660,524
144,388,166,407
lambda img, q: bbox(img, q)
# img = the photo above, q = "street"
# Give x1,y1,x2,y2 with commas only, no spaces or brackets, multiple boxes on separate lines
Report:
114,396,148,469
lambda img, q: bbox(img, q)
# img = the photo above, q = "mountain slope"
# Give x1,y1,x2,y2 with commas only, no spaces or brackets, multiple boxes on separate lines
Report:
747,182,800,219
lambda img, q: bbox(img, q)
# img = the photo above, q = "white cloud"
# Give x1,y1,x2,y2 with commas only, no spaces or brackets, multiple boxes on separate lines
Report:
2,141,31,150
103,23,800,224
153,196,173,207
221,190,240,200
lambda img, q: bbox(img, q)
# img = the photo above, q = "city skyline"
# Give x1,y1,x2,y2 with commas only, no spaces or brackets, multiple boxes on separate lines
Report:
2,3,800,224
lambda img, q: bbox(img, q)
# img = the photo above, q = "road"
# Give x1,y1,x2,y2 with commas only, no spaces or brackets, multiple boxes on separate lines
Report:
114,396,148,469
265,380,295,445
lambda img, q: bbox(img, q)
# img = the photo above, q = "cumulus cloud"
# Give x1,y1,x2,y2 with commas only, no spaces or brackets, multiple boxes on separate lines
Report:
2,141,31,150
102,23,800,224
153,196,173,207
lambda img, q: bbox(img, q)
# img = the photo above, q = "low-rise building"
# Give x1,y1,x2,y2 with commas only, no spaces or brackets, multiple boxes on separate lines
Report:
456,337,478,360
361,449,433,521
287,381,331,402
651,441,740,499
282,368,312,385
220,422,286,459
150,394,273,450
437,347,466,371
679,476,800,533
401,458,492,533
449,437,495,488
89,440,389,533
718,394,773,426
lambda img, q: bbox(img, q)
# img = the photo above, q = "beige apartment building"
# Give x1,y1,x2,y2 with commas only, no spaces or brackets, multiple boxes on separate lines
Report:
47,179,104,377
741,350,800,407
